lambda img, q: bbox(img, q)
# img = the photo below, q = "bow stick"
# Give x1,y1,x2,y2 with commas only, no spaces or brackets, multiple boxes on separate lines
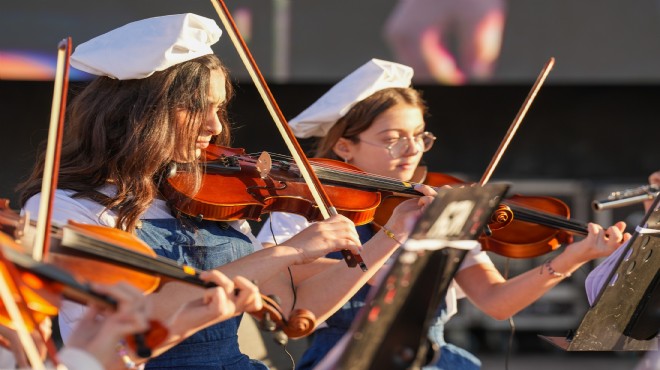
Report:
32,38,71,262
479,57,555,186
208,0,367,271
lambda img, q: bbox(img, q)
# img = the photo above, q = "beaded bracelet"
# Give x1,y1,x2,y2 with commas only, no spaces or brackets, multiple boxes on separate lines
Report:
380,225,403,245
540,258,571,278
116,340,137,369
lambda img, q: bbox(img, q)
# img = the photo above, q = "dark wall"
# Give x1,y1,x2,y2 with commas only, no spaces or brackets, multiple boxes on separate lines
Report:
0,81,658,208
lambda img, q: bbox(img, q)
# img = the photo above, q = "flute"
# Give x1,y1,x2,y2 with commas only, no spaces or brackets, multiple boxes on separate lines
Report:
592,185,659,211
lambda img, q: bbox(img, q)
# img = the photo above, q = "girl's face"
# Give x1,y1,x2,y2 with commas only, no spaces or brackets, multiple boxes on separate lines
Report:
334,103,427,181
173,69,227,162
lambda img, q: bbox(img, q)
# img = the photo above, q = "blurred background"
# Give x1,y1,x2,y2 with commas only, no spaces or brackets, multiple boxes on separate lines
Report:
1,1,658,369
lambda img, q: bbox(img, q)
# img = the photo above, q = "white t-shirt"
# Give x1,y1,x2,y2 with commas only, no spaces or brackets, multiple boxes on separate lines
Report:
256,211,494,320
22,187,261,343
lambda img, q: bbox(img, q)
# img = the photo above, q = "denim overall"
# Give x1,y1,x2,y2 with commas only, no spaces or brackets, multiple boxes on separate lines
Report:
297,225,481,370
136,218,268,370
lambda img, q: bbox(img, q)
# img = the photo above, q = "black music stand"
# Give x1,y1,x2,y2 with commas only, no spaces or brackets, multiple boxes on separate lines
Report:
541,196,660,351
315,184,510,370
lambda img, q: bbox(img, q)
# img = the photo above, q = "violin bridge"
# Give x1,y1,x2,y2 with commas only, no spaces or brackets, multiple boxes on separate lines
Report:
256,151,272,179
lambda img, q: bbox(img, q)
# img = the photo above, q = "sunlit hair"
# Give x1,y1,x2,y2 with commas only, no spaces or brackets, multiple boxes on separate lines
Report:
18,54,233,231
314,87,427,160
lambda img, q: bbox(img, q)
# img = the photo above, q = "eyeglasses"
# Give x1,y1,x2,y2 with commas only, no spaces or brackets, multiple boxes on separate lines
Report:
356,131,436,159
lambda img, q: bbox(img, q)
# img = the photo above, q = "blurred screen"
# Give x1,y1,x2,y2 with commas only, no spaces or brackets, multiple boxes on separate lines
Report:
2,0,660,84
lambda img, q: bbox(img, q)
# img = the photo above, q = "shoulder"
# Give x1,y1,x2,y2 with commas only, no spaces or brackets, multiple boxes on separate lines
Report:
458,243,494,271
23,189,117,227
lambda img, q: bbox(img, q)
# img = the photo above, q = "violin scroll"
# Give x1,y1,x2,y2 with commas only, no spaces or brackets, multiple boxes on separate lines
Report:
251,294,316,339
285,308,316,338
488,204,515,231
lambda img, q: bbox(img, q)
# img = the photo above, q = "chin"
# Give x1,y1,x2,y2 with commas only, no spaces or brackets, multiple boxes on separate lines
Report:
391,169,413,181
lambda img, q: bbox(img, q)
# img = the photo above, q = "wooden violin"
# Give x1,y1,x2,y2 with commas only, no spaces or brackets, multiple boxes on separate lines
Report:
366,168,585,259
162,145,381,226
0,200,316,339
0,231,169,358
161,146,590,259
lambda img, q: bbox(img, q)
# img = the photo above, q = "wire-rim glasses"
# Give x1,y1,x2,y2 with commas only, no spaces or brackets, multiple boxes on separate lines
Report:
357,131,436,159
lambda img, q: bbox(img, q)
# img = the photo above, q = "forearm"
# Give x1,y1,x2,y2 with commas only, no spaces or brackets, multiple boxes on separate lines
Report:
460,249,588,320
215,245,302,283
292,230,400,323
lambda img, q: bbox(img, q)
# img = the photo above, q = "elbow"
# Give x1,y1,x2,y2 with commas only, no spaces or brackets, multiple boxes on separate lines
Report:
478,304,519,321
489,311,514,321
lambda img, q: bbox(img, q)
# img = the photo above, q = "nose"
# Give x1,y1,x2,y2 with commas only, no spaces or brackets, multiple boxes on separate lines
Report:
204,113,223,136
402,136,422,156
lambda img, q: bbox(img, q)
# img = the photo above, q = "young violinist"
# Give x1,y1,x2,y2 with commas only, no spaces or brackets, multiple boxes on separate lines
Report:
256,58,632,369
18,13,435,369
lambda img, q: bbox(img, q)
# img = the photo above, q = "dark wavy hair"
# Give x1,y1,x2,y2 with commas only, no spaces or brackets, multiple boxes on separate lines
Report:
18,54,233,231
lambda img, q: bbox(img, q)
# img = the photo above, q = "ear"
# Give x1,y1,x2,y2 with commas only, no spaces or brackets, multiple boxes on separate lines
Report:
332,137,354,162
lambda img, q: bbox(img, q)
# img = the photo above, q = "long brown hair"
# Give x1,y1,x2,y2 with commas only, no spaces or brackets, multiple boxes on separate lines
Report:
314,87,427,160
18,54,233,231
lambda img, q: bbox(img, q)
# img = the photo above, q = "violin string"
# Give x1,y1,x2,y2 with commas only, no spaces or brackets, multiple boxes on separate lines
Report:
506,204,587,233
506,203,587,231
265,152,413,184
505,204,588,234
239,152,589,235
244,152,422,193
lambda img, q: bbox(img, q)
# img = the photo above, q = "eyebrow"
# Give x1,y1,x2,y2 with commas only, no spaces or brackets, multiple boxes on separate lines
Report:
376,125,426,135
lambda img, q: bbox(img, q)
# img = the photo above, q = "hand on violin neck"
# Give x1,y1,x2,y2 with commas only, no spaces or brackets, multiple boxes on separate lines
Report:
282,215,362,265
384,187,438,241
563,221,631,264
415,184,438,197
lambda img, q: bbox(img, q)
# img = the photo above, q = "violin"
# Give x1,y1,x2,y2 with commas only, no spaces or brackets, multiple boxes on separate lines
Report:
0,200,316,339
162,146,588,259
163,145,381,226
0,231,168,358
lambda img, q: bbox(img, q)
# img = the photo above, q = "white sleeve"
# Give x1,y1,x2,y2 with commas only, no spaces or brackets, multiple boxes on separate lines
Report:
58,347,104,370
256,212,311,245
450,242,494,303
58,300,89,345
457,243,494,272
23,189,117,227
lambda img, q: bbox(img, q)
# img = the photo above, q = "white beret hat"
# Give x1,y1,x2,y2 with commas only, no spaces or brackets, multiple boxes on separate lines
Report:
71,13,222,80
289,58,414,138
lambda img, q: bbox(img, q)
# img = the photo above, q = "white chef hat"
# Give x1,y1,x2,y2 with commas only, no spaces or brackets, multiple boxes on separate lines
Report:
288,58,414,138
71,13,222,80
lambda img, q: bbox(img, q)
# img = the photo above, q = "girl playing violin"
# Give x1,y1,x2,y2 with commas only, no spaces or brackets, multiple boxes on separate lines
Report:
18,13,435,369
257,59,632,369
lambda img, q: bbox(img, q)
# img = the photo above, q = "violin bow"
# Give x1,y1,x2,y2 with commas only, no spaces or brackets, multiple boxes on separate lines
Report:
208,0,367,271
479,57,555,186
32,38,71,262
0,37,72,369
